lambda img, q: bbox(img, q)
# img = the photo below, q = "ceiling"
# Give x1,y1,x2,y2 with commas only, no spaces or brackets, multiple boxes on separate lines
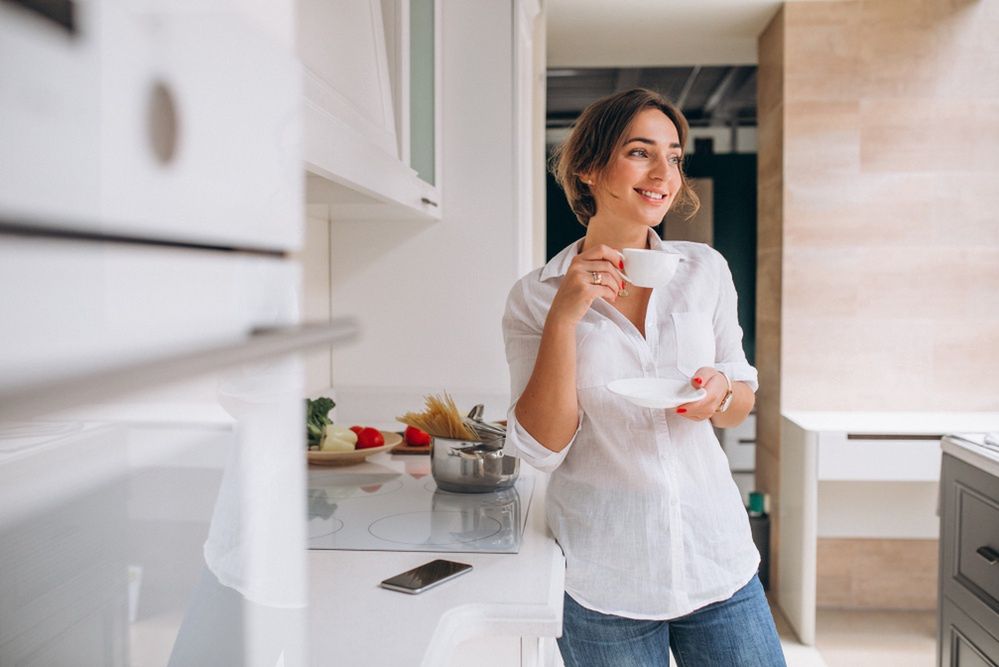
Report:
546,0,785,68
546,65,757,130
542,0,806,131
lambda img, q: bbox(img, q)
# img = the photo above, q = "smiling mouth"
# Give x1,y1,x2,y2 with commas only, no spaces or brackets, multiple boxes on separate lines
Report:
635,188,668,202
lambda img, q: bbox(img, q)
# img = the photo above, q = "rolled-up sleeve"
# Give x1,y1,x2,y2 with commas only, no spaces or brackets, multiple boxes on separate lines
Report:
501,278,579,473
711,251,759,393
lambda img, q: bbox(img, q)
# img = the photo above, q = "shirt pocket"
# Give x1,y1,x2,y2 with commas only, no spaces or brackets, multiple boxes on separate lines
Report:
670,311,716,377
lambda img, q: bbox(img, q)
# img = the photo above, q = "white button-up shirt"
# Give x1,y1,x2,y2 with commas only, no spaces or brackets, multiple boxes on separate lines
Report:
502,230,760,619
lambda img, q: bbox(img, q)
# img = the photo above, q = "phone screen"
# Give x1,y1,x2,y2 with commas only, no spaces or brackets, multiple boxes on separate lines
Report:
379,559,472,594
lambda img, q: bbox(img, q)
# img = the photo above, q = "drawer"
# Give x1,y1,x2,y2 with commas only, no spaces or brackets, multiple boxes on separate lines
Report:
817,431,942,481
941,597,999,667
956,485,999,610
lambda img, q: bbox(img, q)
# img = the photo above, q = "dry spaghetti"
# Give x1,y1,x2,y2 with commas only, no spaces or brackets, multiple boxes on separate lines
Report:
396,391,478,441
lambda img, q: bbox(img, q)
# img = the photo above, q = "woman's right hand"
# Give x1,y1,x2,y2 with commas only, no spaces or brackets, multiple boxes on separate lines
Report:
547,244,628,327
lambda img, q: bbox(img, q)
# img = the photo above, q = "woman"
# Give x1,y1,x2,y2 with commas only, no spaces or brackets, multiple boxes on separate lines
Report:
502,88,786,666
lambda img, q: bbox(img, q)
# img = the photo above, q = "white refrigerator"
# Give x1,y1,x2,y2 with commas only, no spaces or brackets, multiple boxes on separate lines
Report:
0,2,350,664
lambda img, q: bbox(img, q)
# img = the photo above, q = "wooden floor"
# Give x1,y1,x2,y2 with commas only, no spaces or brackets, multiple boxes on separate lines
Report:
814,608,936,667
771,597,937,667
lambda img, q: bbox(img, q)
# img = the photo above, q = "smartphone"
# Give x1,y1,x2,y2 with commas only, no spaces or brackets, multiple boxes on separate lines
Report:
379,559,473,594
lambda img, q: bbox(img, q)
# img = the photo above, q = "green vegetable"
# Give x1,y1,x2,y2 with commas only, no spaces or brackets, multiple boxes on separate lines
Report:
306,397,336,446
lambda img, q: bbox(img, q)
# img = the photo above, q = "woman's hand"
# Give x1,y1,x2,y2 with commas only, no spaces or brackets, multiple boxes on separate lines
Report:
547,244,628,328
674,367,727,421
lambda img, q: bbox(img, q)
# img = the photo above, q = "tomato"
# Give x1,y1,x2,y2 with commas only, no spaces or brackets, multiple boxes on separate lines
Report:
349,425,363,435
404,426,431,447
356,427,385,449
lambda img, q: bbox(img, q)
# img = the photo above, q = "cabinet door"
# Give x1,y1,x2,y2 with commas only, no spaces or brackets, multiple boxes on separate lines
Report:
941,455,999,639
409,0,438,187
99,3,301,251
0,1,301,252
941,597,999,667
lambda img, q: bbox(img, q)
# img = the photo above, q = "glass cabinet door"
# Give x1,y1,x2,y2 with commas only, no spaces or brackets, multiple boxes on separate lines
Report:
409,0,436,186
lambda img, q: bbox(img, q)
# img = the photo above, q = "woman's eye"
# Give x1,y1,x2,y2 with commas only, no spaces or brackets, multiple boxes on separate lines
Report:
668,154,682,165
629,148,649,158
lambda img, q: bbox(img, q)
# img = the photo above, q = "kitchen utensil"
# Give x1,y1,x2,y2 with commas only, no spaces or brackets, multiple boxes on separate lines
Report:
430,435,519,493
606,378,706,409
307,430,403,466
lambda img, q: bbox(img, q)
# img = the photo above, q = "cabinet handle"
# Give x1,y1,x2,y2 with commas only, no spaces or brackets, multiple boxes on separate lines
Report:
420,197,439,207
977,546,999,565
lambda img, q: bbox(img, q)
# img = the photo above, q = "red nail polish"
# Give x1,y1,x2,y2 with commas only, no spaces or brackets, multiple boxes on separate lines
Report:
619,259,624,270
620,281,625,290
677,408,687,414
693,377,703,385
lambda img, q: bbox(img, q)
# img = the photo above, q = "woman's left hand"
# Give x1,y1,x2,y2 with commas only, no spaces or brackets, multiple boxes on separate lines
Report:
674,367,727,421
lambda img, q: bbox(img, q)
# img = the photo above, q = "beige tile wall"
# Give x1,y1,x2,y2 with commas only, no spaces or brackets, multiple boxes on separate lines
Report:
756,3,785,595
757,0,999,605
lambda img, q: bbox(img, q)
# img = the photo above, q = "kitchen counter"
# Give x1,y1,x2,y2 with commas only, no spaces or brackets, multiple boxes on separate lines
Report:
942,433,999,477
307,453,565,667
782,410,999,434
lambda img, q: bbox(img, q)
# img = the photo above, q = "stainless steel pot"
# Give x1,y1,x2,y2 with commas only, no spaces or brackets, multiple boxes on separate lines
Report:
431,486,522,549
430,436,519,493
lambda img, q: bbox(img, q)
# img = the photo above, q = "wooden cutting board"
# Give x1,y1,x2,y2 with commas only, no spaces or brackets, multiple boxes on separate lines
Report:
391,432,431,455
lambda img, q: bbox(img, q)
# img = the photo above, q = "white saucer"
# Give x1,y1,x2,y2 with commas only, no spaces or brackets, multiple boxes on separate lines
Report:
607,378,707,410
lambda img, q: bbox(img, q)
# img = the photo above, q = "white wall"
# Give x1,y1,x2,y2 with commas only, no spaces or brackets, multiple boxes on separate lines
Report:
324,0,526,424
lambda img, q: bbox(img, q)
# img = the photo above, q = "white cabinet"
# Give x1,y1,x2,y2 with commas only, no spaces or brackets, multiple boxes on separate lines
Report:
0,235,299,394
298,0,442,220
777,411,999,646
0,0,302,251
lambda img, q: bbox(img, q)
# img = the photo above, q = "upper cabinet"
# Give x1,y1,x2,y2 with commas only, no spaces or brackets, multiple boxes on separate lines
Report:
0,0,302,251
298,0,442,221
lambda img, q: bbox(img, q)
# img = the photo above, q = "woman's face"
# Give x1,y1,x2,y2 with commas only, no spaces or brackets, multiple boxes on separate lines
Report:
586,108,684,228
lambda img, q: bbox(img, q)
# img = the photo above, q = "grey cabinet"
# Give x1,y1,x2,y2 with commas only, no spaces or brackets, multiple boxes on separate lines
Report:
940,453,999,666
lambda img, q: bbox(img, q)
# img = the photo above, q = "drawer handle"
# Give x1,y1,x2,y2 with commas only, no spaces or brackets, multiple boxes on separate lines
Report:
977,546,999,565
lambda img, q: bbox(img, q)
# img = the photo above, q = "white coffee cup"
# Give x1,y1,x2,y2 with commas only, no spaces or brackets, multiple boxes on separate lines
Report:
622,248,682,288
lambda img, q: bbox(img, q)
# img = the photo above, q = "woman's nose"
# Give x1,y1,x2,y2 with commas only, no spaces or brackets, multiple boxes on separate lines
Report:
649,157,667,180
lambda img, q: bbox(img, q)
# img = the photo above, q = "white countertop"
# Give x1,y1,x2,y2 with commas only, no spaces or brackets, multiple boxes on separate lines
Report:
942,434,999,478
307,454,564,667
782,411,999,434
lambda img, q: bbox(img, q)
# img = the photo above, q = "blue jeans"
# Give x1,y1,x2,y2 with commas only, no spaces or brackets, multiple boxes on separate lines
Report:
557,574,786,667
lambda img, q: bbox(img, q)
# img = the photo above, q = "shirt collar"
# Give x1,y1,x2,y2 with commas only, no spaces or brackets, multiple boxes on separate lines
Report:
539,228,667,282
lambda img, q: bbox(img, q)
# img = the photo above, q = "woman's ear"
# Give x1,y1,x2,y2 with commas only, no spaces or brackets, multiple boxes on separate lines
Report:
578,172,595,187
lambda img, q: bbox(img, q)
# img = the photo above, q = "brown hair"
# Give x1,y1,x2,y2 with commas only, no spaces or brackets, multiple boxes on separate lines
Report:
551,88,700,226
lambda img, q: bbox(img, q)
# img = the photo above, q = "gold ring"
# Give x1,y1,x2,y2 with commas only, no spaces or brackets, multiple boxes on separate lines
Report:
591,271,602,285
